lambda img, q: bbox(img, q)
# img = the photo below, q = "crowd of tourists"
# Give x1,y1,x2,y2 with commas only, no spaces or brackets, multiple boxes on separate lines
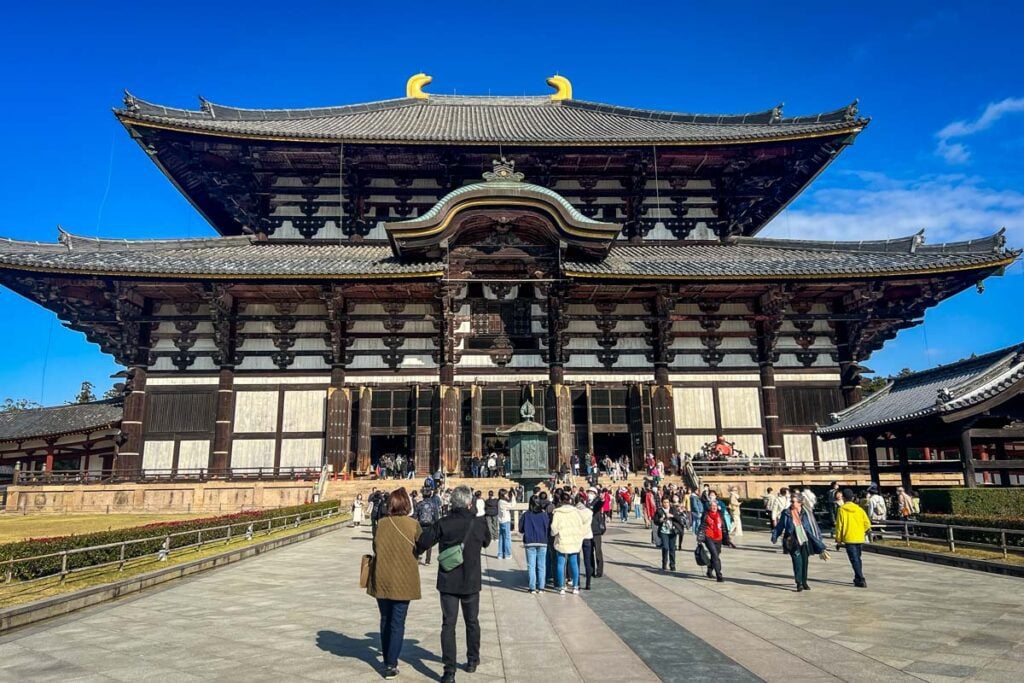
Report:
358,469,911,680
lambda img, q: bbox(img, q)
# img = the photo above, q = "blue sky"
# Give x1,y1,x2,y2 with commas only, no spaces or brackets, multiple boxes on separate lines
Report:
0,1,1021,404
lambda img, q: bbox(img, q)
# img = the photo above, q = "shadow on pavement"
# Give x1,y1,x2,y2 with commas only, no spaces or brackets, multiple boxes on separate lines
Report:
316,629,441,679
482,567,528,591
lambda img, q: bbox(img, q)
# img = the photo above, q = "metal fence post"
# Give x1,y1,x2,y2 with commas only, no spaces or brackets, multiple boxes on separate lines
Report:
59,551,68,583
1001,531,1008,560
903,521,910,547
197,529,203,550
226,524,232,545
119,542,126,571
947,525,956,553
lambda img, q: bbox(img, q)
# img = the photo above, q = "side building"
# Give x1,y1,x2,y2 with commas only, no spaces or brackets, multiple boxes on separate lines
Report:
0,76,1016,478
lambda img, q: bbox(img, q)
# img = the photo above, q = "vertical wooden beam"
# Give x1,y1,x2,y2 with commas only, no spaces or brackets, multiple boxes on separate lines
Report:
549,382,573,471
546,286,572,470
897,444,912,490
960,428,977,488
439,385,462,474
996,441,1011,487
357,385,372,474
44,441,55,473
324,366,351,476
651,366,677,461
585,383,595,456
759,362,783,459
867,436,880,484
210,366,235,474
116,366,147,477
470,384,482,460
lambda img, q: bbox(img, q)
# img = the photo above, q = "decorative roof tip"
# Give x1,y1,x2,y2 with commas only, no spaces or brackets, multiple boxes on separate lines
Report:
406,73,432,100
198,95,214,116
123,90,138,112
482,157,524,183
910,229,925,253
546,75,572,101
845,99,859,122
770,103,784,124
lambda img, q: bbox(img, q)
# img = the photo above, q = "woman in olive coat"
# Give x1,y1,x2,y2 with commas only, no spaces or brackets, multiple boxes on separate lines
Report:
368,488,422,679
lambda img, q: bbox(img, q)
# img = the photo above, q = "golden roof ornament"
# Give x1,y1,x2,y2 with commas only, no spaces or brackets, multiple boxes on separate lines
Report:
483,157,524,183
546,74,572,101
406,73,432,99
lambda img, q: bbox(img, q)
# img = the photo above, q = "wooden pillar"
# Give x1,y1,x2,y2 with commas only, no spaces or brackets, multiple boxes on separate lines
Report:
959,428,978,488
210,366,235,474
584,383,595,456
867,437,880,484
759,362,783,459
651,365,676,461
996,442,1011,487
116,366,147,477
357,385,372,474
897,445,912,490
470,384,482,459
548,370,573,471
438,384,462,475
325,367,352,476
44,442,55,472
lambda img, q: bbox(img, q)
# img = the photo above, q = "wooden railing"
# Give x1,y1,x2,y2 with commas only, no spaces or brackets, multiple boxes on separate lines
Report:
12,467,326,486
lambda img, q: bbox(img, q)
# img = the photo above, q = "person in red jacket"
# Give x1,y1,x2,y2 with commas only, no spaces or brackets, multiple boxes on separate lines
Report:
642,486,657,529
699,490,736,583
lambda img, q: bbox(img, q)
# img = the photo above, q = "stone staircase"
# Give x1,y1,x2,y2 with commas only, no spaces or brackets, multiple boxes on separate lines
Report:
322,477,520,506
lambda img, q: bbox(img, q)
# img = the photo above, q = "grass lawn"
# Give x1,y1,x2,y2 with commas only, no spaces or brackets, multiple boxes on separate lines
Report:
0,513,348,609
876,537,1024,566
0,513,207,545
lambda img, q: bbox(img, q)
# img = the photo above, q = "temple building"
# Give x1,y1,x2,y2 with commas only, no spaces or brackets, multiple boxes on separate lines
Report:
0,74,1017,478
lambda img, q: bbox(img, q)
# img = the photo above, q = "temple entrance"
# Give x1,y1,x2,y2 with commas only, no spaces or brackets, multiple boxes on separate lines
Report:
370,435,410,475
592,432,631,466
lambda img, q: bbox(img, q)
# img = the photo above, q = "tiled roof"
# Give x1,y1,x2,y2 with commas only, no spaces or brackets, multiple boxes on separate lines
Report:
0,230,1014,281
0,400,122,442
116,93,866,145
817,343,1024,437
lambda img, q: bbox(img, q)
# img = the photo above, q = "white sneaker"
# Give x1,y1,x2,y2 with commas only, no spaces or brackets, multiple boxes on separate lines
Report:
572,587,580,595
559,588,565,595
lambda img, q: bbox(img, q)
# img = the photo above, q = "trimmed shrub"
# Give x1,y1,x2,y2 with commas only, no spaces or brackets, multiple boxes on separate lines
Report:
919,488,1024,517
0,500,340,581
911,514,1024,549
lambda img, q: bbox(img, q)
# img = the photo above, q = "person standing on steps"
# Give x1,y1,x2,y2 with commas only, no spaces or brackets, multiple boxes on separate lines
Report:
771,492,826,592
835,488,872,587
698,490,735,582
367,488,422,680
416,485,491,683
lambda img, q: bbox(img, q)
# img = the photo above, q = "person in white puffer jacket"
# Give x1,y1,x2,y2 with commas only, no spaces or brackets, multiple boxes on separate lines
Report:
550,490,586,595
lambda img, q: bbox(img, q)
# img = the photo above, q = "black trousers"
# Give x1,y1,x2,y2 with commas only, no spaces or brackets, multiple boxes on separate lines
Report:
703,538,723,578
592,535,604,577
581,539,595,588
440,592,480,672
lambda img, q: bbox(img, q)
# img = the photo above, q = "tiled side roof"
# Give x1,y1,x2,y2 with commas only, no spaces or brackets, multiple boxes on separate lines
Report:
817,343,1024,437
0,400,122,442
0,231,1014,280
116,93,866,145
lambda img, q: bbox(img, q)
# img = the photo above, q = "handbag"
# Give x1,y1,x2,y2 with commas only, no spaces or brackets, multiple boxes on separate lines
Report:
694,544,711,567
783,532,798,552
359,554,375,590
438,518,475,573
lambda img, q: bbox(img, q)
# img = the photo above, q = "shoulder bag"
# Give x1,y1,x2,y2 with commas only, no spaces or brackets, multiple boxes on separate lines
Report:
437,518,475,573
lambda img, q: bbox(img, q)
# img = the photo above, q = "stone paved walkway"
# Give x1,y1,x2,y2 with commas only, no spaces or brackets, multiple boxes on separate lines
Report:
1,518,1023,682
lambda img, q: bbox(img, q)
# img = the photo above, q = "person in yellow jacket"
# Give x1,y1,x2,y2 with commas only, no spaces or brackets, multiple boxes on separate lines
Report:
834,488,872,587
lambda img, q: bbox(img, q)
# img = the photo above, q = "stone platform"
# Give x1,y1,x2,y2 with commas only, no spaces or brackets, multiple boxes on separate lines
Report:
1,517,1021,681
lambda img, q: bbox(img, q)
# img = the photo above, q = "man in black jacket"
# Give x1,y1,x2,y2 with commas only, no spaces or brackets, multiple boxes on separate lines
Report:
416,484,491,683
590,489,606,577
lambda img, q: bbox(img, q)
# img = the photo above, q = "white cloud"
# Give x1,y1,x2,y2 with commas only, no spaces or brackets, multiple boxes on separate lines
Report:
935,97,1024,163
762,173,1024,247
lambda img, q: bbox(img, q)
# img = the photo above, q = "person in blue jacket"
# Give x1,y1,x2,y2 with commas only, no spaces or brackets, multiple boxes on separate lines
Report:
518,494,552,593
771,493,826,592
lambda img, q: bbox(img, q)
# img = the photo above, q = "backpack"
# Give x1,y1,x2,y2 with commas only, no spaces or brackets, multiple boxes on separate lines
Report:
416,499,439,527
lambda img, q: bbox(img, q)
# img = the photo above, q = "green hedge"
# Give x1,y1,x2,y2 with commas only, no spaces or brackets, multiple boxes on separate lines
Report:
911,513,1024,549
919,488,1024,516
0,500,340,582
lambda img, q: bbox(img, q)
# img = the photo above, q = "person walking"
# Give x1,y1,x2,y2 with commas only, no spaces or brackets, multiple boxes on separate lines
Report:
642,486,657,529
414,488,441,565
866,486,887,539
484,491,500,553
826,481,841,532
633,486,643,521
519,495,551,593
352,493,365,527
698,490,735,582
497,489,513,560
769,487,788,530
415,485,491,682
367,489,422,680
689,488,704,535
652,497,679,571
771,492,826,592
726,485,743,537
835,488,872,587
550,490,586,595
